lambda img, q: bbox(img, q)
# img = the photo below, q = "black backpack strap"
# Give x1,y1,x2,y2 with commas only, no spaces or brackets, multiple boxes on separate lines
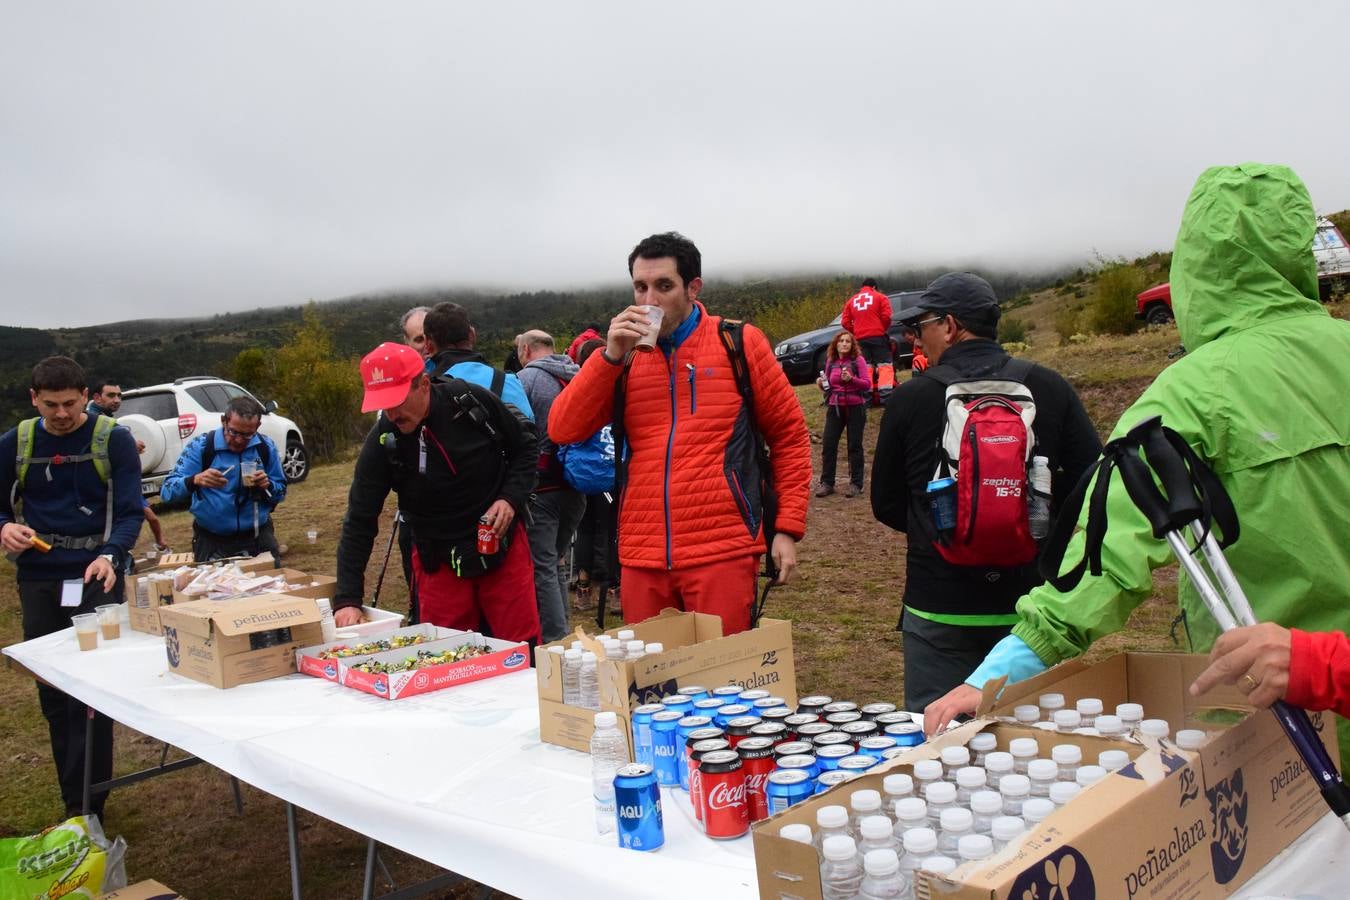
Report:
490,367,506,398
921,363,961,388
999,357,1034,383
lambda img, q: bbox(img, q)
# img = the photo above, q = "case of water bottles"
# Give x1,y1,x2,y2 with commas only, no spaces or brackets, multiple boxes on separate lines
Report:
751,652,1338,900
534,608,797,758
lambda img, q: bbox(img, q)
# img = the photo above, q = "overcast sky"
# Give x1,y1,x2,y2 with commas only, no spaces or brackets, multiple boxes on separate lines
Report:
3,1,1348,328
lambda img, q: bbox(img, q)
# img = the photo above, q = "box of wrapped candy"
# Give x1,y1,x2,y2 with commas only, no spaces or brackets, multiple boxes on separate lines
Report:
340,632,531,700
295,623,465,683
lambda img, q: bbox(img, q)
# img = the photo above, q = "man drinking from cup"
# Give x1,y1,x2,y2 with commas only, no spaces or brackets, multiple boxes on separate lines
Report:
161,396,287,563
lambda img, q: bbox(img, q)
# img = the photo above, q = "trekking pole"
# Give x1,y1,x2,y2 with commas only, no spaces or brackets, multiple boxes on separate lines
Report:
1113,416,1350,831
370,515,400,610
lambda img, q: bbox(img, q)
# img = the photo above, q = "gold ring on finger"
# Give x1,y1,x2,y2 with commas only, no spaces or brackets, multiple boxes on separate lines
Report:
1241,673,1259,693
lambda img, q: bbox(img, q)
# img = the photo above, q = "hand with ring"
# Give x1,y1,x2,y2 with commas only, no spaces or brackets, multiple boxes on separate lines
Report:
1189,622,1292,709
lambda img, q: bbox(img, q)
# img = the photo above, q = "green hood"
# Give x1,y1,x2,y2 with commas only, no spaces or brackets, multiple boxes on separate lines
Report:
1170,163,1323,350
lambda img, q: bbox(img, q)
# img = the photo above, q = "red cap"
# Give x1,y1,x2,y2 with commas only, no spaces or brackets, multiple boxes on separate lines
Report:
360,342,426,413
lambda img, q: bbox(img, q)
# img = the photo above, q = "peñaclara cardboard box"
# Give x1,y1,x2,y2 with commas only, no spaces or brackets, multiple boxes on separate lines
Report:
124,552,282,636
158,593,323,688
752,651,1338,900
535,608,797,758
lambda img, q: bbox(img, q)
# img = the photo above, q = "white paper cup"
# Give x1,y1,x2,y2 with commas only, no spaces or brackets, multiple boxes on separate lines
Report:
306,529,318,544
635,305,664,352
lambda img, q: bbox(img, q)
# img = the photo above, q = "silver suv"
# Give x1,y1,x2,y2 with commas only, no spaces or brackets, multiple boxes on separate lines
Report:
115,376,308,497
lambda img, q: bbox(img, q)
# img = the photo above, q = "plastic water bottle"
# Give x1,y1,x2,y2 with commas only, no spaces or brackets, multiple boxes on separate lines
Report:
781,823,814,845
1027,759,1057,799
858,815,900,857
625,640,646,662
1094,714,1125,738
601,637,623,661
990,816,1025,852
859,848,904,899
1052,709,1082,733
917,854,956,878
1013,704,1040,725
1099,749,1130,773
892,797,928,840
1008,738,1038,775
1116,702,1144,730
967,732,997,767
590,711,627,835
955,767,987,806
850,790,884,834
1076,698,1103,729
959,833,995,864
924,782,956,828
940,746,970,781
912,759,943,798
1038,693,1065,722
1050,782,1081,807
970,790,1003,835
882,774,914,818
936,807,973,856
1176,729,1207,751
820,835,864,900
815,804,854,850
898,828,938,898
616,629,635,642
1051,744,1082,782
1028,455,1052,540
563,648,582,706
1139,719,1170,741
1022,797,1055,826
999,774,1030,817
983,751,1014,782
1076,765,1107,789
579,651,600,710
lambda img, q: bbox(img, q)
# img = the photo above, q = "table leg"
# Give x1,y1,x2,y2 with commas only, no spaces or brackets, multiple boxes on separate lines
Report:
81,706,94,815
231,776,244,814
362,838,378,900
286,802,304,900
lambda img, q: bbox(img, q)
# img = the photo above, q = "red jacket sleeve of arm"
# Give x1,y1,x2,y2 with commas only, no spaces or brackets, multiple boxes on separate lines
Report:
1287,629,1350,718
877,293,892,332
547,351,622,444
744,325,811,541
841,299,855,334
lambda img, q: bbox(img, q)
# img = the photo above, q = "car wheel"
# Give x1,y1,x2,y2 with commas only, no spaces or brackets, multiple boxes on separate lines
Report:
1145,304,1174,326
283,438,309,483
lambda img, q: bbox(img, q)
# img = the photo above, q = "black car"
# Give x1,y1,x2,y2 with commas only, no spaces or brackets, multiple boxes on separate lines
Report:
772,291,924,386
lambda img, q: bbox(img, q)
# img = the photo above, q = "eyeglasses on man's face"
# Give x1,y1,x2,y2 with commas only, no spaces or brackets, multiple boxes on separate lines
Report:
223,425,259,440
902,315,946,339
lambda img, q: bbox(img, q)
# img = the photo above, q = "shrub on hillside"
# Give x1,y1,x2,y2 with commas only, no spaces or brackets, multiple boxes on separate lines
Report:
998,316,1028,344
752,291,846,345
1054,307,1082,344
1089,263,1148,335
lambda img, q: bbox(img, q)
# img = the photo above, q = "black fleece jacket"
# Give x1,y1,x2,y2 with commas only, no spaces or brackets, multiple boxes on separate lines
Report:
870,339,1101,620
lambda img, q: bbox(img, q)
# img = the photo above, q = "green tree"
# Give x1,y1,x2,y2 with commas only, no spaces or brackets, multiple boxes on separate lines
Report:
1090,262,1148,335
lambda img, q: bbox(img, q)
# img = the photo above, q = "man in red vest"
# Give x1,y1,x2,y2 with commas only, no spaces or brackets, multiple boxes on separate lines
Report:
841,279,893,405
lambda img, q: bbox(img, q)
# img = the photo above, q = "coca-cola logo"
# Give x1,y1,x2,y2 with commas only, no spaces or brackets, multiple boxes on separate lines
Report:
745,773,768,793
707,780,747,810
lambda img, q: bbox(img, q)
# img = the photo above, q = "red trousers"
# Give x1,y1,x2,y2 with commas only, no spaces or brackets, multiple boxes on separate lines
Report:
412,524,541,645
620,555,759,635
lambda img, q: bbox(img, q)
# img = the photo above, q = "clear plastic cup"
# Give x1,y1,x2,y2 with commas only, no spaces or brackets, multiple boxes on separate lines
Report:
306,529,318,544
95,604,121,641
240,458,261,485
635,305,665,352
72,613,99,651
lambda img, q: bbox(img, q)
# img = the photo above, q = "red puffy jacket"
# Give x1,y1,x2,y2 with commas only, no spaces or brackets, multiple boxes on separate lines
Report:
549,304,811,570
1288,629,1350,718
841,288,892,340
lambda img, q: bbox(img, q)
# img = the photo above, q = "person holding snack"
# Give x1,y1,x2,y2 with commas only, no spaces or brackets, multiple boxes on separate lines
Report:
0,356,142,820
160,395,287,563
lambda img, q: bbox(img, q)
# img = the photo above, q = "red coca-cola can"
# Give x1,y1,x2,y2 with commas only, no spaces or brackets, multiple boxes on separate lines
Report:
698,749,749,839
724,716,762,749
688,737,729,823
476,517,499,555
737,737,776,823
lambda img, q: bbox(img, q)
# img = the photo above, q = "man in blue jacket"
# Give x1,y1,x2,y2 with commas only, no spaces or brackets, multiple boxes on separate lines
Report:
422,301,535,421
0,356,143,819
161,396,287,563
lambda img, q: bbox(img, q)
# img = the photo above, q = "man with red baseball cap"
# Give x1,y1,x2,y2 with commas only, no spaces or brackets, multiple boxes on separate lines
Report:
331,342,542,645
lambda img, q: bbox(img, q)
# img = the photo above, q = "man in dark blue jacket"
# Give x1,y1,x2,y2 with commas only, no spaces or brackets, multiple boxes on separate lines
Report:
160,396,287,563
0,357,143,819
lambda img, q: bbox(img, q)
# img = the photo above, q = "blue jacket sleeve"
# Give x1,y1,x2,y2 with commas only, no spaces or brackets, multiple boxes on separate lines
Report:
262,436,286,506
99,426,147,563
160,434,207,505
503,374,536,422
964,634,1049,692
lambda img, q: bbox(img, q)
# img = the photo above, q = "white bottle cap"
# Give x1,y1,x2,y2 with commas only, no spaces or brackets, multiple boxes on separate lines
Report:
581,650,597,663
1098,750,1131,772
1076,765,1107,787
779,823,812,844
1094,714,1124,735
822,834,858,861
939,807,973,831
883,773,914,796
940,746,971,767
958,833,994,860
956,767,987,790
851,789,881,813
593,710,617,728
1176,729,1206,750
1076,698,1103,716
1139,718,1170,739
860,815,893,840
970,790,1003,815
1116,702,1144,723
999,774,1031,798
920,855,957,875
913,759,944,781
625,640,645,654
895,797,928,822
902,827,937,854
817,804,848,829
1049,782,1081,805
1027,759,1059,781
547,645,565,655
969,732,998,753
1051,744,1082,766
926,782,957,805
990,816,1025,842
984,751,1015,774
864,848,901,877
1022,798,1056,823
1053,710,1082,730
564,648,582,660
1009,737,1039,759
1038,693,1065,711
616,629,635,641
1013,704,1041,724
644,642,664,654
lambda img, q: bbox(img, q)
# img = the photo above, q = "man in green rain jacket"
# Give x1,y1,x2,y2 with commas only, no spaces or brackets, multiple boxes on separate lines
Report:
925,162,1350,767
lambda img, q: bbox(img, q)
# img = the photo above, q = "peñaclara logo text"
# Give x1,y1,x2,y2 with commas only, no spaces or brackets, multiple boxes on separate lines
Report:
1270,754,1307,804
1123,818,1207,897
231,607,305,630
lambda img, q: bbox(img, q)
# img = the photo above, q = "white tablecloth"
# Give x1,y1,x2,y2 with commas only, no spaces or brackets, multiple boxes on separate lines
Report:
5,614,1347,899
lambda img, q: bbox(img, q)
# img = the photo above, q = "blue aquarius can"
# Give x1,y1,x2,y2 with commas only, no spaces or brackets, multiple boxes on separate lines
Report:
659,693,694,717
614,763,664,851
738,688,770,704
858,736,899,761
712,685,744,701
880,747,906,761
815,770,858,794
649,710,685,787
775,752,820,781
677,684,710,703
765,768,814,814
752,696,789,713
815,743,854,772
692,696,726,718
714,703,752,729
675,717,715,791
884,721,926,747
837,754,877,774
631,703,666,769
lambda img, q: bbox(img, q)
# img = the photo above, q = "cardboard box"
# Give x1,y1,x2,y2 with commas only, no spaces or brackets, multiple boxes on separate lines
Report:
158,593,324,688
124,552,286,636
98,879,185,899
535,609,797,758
752,652,1339,900
171,567,333,604
341,633,530,699
295,623,465,683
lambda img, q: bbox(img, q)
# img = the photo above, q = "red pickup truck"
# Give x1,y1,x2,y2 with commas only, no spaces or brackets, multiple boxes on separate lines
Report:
1136,216,1350,324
